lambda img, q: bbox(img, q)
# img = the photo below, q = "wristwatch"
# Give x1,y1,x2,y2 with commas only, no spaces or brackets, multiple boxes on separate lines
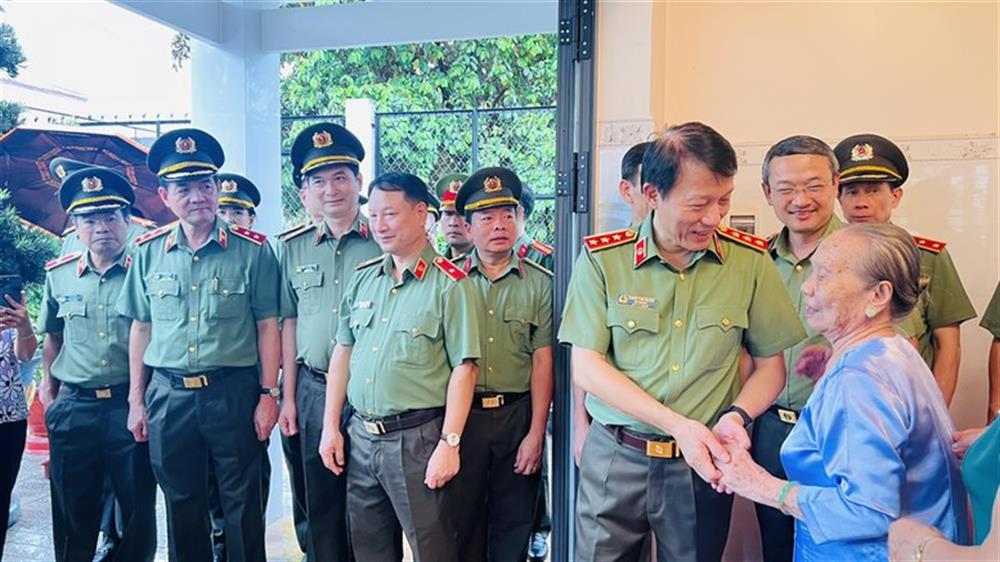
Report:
440,432,461,447
260,386,280,398
720,405,753,429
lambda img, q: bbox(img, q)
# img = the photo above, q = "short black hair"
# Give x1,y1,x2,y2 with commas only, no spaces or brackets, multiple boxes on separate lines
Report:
368,172,429,207
520,186,536,219
642,122,737,198
621,141,652,183
159,175,217,190
305,163,359,181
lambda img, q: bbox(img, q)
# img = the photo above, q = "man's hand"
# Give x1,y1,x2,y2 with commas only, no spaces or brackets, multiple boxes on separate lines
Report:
952,426,987,460
254,396,279,441
424,441,460,489
794,346,832,382
674,418,729,484
573,419,590,467
38,378,57,409
888,517,942,562
712,412,750,450
128,401,149,442
278,398,298,437
319,427,346,474
514,430,544,475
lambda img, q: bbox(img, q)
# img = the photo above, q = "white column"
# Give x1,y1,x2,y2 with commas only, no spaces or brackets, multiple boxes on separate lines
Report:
190,0,283,236
345,98,376,195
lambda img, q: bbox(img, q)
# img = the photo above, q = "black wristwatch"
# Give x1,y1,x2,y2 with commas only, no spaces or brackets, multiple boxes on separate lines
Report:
260,386,280,398
720,405,752,429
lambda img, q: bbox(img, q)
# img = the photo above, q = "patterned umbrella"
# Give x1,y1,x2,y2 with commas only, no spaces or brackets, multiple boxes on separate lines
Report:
0,125,175,236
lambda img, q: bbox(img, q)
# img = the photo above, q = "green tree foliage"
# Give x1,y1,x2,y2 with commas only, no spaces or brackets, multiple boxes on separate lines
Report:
0,6,26,134
0,189,59,288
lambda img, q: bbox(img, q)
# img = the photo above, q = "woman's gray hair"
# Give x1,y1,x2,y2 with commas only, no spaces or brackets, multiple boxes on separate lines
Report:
844,223,929,320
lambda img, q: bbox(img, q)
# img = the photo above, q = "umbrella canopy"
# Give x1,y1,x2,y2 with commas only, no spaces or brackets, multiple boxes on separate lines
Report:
0,125,176,236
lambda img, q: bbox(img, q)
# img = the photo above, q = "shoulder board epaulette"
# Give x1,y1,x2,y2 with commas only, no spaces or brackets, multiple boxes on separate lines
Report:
530,240,554,256
282,223,315,242
229,225,266,246
913,235,946,254
523,257,553,277
355,254,385,270
716,226,768,253
583,228,638,252
135,225,172,246
432,256,467,281
45,252,82,271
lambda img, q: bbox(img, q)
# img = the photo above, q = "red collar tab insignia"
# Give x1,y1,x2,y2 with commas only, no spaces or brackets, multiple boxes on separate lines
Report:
220,179,238,193
413,258,429,281
135,225,171,246
433,256,467,281
124,256,133,270
359,221,369,239
584,228,638,253
913,235,945,254
633,237,649,268
76,254,87,277
45,252,82,271
449,181,462,193
850,143,874,162
463,257,473,273
165,231,177,252
483,176,503,193
229,225,265,246
517,244,528,258
81,176,103,192
530,240,553,256
175,136,197,154
312,130,333,149
716,226,768,253
714,236,725,261
218,228,229,249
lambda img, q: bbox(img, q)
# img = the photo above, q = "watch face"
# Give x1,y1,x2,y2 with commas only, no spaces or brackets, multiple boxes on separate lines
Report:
445,433,460,447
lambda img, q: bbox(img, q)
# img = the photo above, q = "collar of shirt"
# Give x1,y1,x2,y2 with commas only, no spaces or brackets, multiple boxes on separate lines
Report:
76,249,131,278
769,214,843,265
465,249,523,281
166,217,230,252
632,212,723,271
313,212,370,245
376,241,439,282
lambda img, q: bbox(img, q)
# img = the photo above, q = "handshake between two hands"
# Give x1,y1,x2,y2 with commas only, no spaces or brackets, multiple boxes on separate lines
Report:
677,413,770,501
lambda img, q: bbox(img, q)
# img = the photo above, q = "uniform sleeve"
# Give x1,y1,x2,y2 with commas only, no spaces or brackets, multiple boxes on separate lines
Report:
531,276,554,350
557,250,610,353
981,283,1000,338
335,276,358,347
796,368,908,544
250,242,280,321
116,247,151,322
442,277,483,368
36,274,63,335
924,249,977,330
743,255,806,357
278,244,298,320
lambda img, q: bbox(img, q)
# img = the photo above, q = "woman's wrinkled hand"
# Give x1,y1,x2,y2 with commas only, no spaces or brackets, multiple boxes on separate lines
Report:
714,440,770,498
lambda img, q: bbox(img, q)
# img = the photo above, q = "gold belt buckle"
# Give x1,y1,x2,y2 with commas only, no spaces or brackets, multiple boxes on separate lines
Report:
645,440,677,459
778,408,798,424
362,420,386,435
95,388,112,399
481,395,503,409
182,375,209,389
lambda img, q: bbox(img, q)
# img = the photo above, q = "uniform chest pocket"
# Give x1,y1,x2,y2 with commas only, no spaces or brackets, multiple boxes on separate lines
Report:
694,306,748,371
606,305,660,371
349,307,375,331
56,300,88,343
293,270,324,315
393,315,442,367
503,307,537,355
146,276,181,322
209,277,247,319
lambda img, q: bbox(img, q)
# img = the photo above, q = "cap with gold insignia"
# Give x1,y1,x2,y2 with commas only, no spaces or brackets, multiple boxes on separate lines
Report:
834,133,909,187
291,123,364,181
59,166,135,216
434,173,468,212
49,156,91,182
455,166,523,215
215,172,261,211
147,128,225,181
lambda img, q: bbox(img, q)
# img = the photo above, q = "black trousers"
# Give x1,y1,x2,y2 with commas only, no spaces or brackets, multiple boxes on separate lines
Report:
280,430,309,555
750,410,797,562
146,368,265,562
0,419,26,561
46,387,157,562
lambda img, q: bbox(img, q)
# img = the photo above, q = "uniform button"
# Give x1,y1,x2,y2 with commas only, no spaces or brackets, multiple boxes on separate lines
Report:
98,332,106,339
100,359,108,366
193,256,200,263
100,278,107,284
366,378,372,384
722,317,731,327
222,289,229,296
188,346,196,353
626,320,636,329
671,364,680,372
678,273,686,281
366,408,373,414
302,282,309,288
372,346,379,353
97,304,105,310
488,309,495,316
158,290,164,297
674,320,684,328
794,264,803,272
190,285,198,292
381,317,389,323
336,250,342,256
390,288,398,295
411,328,418,335
332,308,338,314
487,366,494,372
334,279,340,285
190,316,198,322
487,336,495,343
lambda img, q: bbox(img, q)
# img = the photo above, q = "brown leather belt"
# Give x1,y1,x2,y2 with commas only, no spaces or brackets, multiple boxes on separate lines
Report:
353,407,444,435
601,422,682,459
472,391,529,409
767,405,800,424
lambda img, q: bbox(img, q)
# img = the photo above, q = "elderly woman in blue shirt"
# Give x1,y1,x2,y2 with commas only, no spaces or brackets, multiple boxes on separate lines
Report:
715,223,969,561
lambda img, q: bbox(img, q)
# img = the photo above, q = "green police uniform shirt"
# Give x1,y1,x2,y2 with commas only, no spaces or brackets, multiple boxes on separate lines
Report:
557,214,806,434
768,216,843,410
896,237,977,366
461,251,553,393
516,233,554,271
116,218,280,372
337,244,483,417
37,251,133,387
279,216,381,372
981,282,1000,339
61,221,151,255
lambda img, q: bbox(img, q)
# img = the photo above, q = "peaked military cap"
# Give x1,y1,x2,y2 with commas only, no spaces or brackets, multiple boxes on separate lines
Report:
59,166,135,215
291,123,364,179
49,156,91,181
148,128,225,181
455,166,523,215
834,133,909,187
216,172,261,210
425,190,442,220
434,173,468,212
